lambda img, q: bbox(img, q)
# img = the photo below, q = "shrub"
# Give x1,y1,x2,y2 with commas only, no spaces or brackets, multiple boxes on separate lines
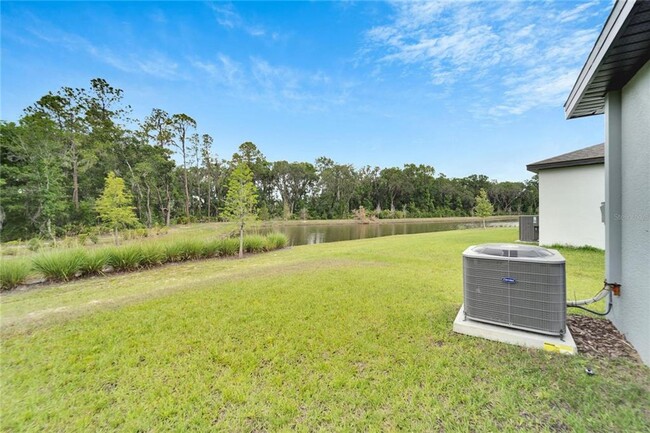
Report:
107,245,144,272
33,250,85,281
139,245,166,268
163,240,203,262
264,233,288,251
163,242,184,263
0,259,31,290
202,239,224,258
178,240,205,260
219,238,240,257
244,235,266,253
79,250,109,276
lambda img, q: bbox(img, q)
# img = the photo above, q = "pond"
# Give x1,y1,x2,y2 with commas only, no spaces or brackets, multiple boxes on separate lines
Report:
255,218,518,246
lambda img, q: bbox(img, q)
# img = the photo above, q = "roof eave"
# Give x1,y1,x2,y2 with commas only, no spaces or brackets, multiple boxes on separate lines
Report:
526,157,605,173
564,0,639,119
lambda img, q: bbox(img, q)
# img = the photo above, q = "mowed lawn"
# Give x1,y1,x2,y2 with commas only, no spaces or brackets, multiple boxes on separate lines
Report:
1,228,648,432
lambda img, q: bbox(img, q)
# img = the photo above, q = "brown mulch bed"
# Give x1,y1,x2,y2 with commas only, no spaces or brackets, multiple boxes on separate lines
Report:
567,314,642,362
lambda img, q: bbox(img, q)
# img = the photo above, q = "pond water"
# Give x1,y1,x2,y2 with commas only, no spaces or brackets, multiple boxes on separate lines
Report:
255,219,517,246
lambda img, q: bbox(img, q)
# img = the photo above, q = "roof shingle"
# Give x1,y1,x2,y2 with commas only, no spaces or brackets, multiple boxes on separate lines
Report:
527,143,604,173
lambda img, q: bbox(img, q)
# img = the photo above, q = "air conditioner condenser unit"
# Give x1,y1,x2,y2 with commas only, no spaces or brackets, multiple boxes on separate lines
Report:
462,244,566,336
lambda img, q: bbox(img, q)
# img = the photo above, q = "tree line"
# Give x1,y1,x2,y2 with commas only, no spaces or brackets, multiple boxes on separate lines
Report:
0,78,538,241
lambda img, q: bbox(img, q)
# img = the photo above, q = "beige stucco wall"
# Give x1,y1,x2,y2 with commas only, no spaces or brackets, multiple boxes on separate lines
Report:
610,60,650,365
538,165,605,249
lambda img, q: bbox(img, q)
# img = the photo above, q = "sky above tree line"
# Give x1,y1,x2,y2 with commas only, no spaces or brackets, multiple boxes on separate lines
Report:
1,1,610,181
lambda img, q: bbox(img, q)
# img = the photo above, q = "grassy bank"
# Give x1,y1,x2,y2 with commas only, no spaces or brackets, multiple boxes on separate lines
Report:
1,228,648,432
0,233,288,290
0,216,517,259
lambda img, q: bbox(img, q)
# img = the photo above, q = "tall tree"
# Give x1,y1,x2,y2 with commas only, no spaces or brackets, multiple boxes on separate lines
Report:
272,161,317,218
96,171,139,244
380,167,411,214
232,142,274,209
0,119,67,241
141,109,176,225
356,166,382,212
223,164,258,258
131,145,176,227
25,89,88,212
171,113,197,219
142,109,174,147
201,134,215,218
314,157,358,218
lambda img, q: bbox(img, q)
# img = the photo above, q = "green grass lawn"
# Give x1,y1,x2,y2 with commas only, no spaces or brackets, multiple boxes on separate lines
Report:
1,228,648,432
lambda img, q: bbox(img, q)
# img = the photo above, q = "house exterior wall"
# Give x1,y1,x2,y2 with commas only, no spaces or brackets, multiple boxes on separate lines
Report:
538,165,605,249
609,60,650,365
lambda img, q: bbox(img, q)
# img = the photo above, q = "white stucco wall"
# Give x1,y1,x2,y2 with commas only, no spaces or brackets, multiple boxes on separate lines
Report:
609,60,650,365
538,165,605,249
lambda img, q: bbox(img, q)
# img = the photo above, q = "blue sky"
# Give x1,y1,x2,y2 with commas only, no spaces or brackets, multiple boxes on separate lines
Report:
1,1,611,181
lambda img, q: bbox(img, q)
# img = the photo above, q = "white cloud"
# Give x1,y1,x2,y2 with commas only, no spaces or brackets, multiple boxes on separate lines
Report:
26,26,183,80
208,3,241,29
557,0,600,23
365,0,607,117
192,54,243,87
192,54,351,112
207,2,272,38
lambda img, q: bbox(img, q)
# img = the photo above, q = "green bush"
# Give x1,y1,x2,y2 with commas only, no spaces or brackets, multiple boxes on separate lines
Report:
202,239,224,258
33,250,85,281
164,240,203,262
79,250,109,276
163,242,184,263
178,240,206,260
219,238,240,257
107,245,144,272
0,259,31,290
264,233,288,251
244,235,266,253
139,245,166,268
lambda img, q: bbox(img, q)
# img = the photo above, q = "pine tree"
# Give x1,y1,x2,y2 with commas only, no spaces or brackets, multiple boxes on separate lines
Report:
96,171,139,244
473,188,493,229
223,164,258,258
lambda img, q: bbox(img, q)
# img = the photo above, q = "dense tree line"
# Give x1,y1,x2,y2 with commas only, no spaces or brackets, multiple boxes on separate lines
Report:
0,78,538,241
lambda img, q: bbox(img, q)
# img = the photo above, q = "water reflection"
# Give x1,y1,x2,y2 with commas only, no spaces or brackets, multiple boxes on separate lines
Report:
253,219,516,246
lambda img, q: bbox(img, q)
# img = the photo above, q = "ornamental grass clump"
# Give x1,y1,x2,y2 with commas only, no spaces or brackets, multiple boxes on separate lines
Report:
139,245,166,268
163,242,185,263
264,233,288,251
33,250,85,282
79,250,109,276
243,235,266,253
219,238,240,257
106,245,144,272
176,240,205,261
0,259,31,290
201,239,224,258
